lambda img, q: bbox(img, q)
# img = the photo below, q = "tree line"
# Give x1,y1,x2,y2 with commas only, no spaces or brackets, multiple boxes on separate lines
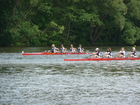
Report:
0,0,140,46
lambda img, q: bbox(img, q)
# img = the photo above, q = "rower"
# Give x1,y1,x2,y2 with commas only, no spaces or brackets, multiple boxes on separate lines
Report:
117,47,125,58
92,48,100,58
51,44,59,53
60,44,66,53
69,44,76,52
105,47,112,58
130,47,136,57
78,44,84,53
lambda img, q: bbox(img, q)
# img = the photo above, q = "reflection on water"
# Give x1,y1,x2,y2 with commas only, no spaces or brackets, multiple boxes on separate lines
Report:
0,47,140,105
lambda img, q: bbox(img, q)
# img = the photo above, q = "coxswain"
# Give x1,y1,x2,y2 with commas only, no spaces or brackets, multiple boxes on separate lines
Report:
117,47,125,57
105,47,112,58
78,44,84,53
51,44,59,53
60,44,66,53
69,44,76,52
92,48,100,58
130,47,136,57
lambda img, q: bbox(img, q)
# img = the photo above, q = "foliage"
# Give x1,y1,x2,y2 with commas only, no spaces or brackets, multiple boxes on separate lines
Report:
0,0,140,46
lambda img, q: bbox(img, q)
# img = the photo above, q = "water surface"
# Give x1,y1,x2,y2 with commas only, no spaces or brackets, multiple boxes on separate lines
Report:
0,46,140,105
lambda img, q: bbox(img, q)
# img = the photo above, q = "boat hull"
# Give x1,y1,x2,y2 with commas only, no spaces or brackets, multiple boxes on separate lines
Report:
64,57,140,61
22,52,92,55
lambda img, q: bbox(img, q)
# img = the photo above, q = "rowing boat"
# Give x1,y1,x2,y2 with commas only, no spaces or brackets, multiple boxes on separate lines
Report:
22,52,92,55
64,57,140,61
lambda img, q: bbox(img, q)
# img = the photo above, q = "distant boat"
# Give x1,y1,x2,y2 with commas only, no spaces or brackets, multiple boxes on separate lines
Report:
21,52,92,55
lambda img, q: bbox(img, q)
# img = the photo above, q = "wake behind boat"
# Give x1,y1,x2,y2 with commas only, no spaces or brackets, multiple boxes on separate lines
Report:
64,57,140,61
21,52,92,55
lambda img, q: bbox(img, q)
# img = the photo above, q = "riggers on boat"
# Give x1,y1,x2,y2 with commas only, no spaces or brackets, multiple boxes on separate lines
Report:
21,52,92,55
64,57,140,61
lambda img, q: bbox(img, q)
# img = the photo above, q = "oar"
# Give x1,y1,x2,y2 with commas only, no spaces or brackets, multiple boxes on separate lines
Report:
85,54,93,58
85,53,103,58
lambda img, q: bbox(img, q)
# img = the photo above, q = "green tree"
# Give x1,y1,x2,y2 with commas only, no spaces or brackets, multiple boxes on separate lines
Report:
122,0,140,45
0,0,140,46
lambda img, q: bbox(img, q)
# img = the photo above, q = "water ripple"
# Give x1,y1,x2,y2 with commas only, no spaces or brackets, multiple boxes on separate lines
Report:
0,47,140,105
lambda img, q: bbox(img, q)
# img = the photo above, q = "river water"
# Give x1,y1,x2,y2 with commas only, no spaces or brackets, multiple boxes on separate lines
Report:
0,46,140,105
